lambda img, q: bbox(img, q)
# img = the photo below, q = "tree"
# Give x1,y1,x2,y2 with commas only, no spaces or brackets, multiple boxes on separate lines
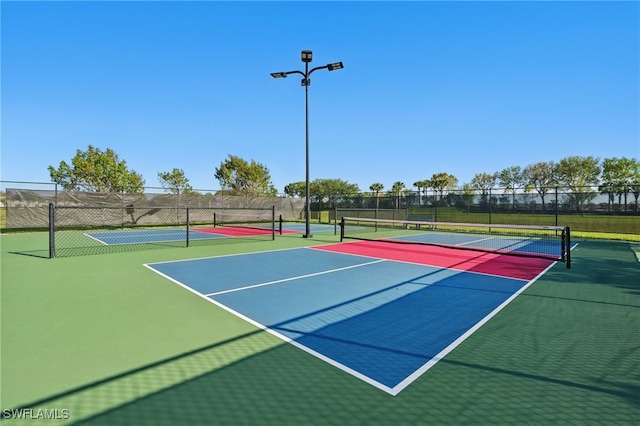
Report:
470,172,497,194
369,183,384,210
471,172,497,212
460,183,475,213
498,166,524,211
412,180,429,206
284,181,306,198
428,173,458,206
599,157,639,212
157,168,193,194
630,160,640,213
310,178,360,208
48,145,144,193
391,181,405,209
554,155,600,212
214,154,277,196
632,181,640,214
523,161,556,212
369,182,384,196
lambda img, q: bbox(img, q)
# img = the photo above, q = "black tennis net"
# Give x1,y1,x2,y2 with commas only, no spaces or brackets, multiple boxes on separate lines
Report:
339,216,571,268
211,207,281,234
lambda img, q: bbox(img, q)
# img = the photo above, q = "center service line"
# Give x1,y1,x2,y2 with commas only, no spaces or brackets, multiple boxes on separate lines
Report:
204,259,387,297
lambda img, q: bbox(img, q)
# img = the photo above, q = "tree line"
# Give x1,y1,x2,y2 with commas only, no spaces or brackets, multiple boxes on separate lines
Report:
47,147,276,196
48,146,639,210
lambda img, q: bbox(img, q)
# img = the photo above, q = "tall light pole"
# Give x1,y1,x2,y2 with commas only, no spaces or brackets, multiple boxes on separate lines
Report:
271,50,344,238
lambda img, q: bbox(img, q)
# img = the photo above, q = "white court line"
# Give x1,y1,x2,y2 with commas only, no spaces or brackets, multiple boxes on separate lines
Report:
83,232,110,245
456,236,494,246
204,259,387,297
309,246,531,282
389,260,558,396
144,245,569,396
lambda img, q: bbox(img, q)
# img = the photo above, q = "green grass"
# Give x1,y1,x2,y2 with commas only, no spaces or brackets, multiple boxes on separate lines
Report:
318,207,639,242
573,230,640,242
412,207,639,241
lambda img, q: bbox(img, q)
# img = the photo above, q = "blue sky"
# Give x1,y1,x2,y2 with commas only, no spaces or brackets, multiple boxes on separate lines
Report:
2,1,639,193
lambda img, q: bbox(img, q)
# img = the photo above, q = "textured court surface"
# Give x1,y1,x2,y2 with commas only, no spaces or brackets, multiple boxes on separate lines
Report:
2,233,638,424
147,244,555,395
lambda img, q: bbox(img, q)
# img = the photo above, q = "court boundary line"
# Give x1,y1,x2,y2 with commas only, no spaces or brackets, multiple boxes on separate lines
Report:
390,260,558,395
85,229,226,246
143,257,399,395
144,247,560,396
83,232,110,246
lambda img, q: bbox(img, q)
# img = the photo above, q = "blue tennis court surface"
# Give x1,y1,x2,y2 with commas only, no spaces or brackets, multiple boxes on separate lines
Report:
145,245,554,395
87,223,335,245
281,223,337,233
86,229,226,245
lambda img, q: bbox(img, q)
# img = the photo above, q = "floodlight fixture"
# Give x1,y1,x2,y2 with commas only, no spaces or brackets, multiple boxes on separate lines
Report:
301,50,313,63
270,50,343,239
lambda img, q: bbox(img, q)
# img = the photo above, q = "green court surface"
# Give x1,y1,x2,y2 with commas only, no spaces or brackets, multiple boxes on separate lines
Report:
1,231,638,424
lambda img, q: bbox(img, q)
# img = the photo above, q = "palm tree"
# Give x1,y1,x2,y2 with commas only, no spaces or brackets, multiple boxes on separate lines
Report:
391,181,405,210
369,183,384,210
413,179,429,206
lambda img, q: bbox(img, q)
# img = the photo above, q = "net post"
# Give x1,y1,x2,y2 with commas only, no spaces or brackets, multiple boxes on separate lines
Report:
278,214,283,235
339,217,345,242
334,206,338,235
565,226,571,268
272,206,275,240
213,212,218,227
48,203,55,258
186,208,190,247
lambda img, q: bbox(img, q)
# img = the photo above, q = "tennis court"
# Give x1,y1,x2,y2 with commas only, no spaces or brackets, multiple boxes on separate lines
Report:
1,225,638,424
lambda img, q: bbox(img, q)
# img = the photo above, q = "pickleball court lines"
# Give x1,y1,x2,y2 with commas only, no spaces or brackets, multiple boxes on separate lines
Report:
145,245,555,395
313,240,555,281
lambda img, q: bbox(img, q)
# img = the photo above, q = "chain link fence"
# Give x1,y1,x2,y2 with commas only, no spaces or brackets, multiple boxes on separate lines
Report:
2,182,305,230
48,205,278,258
1,182,303,257
2,181,638,241
316,186,639,236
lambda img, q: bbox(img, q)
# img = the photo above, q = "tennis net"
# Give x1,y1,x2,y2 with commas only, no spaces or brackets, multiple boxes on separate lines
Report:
210,207,281,235
339,216,571,268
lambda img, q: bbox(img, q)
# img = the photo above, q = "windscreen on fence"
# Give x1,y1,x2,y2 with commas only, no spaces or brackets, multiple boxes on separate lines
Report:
4,188,305,230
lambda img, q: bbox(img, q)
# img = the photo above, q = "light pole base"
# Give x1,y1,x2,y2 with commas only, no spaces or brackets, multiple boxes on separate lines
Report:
302,234,313,239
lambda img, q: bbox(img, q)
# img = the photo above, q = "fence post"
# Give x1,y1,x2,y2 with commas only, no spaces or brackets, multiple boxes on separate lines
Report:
555,187,559,227
434,189,438,222
489,188,492,224
186,208,190,247
48,203,55,258
566,226,571,269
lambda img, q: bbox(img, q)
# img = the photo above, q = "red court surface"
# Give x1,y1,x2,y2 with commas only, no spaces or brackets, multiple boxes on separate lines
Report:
314,240,555,281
